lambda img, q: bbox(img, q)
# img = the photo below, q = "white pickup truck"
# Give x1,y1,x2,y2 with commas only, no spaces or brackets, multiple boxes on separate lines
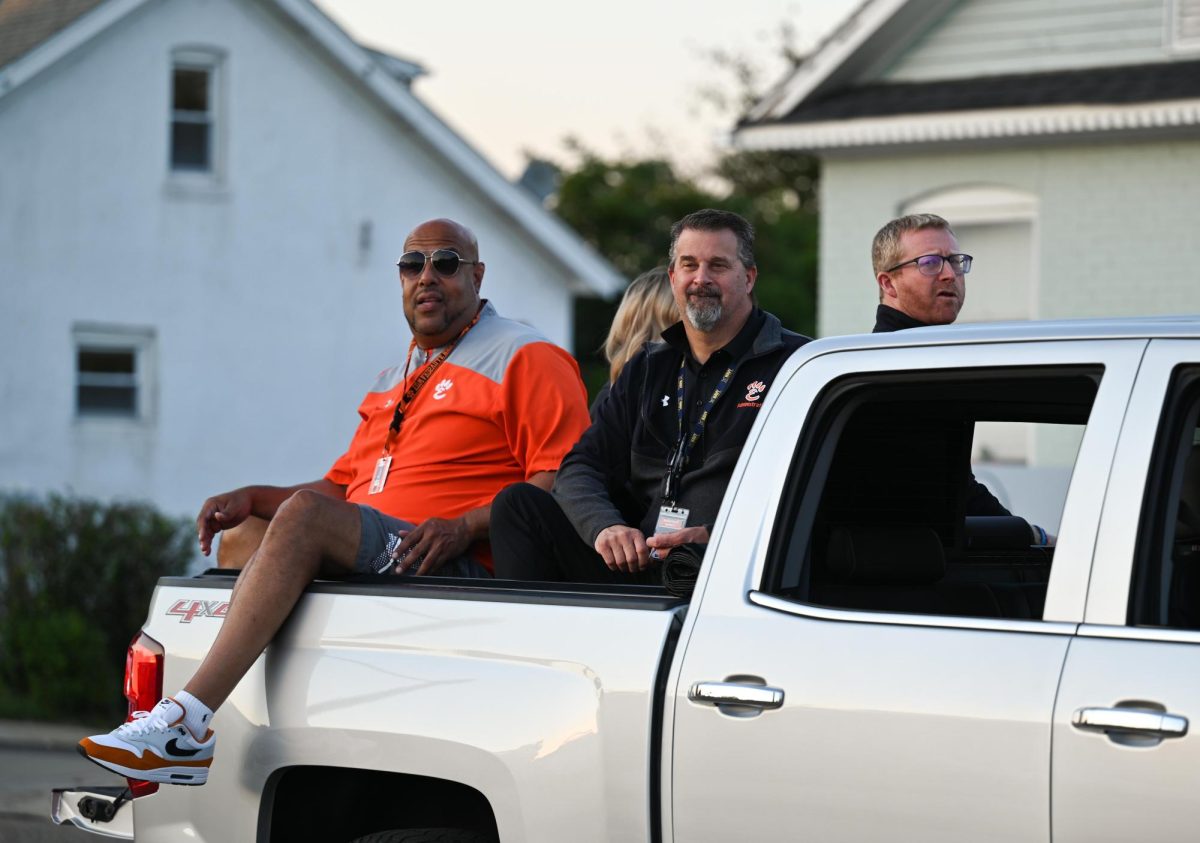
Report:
54,318,1200,842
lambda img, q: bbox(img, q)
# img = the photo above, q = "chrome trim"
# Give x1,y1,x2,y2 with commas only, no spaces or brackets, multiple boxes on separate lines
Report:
688,681,784,710
1076,623,1200,645
1072,707,1189,738
748,590,1079,636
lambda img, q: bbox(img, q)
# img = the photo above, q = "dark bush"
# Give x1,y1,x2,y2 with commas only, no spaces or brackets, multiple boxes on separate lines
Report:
0,494,193,724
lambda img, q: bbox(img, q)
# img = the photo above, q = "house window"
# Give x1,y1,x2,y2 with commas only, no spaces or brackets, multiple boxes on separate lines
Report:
73,325,156,419
169,49,223,175
1173,0,1200,49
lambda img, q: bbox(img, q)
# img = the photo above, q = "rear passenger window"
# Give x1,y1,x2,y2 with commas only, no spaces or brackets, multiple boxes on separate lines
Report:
1131,368,1200,630
765,368,1101,621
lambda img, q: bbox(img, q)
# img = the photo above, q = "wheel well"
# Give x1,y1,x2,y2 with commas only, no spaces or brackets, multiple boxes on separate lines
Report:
261,766,498,842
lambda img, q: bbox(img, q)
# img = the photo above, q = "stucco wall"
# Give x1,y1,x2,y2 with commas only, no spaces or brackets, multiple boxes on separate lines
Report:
817,138,1200,338
0,0,583,522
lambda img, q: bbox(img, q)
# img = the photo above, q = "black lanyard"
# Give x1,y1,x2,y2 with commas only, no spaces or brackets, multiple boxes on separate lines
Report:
662,356,735,505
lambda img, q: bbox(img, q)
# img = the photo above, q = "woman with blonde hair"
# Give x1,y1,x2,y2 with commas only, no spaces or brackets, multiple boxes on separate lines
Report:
603,266,677,383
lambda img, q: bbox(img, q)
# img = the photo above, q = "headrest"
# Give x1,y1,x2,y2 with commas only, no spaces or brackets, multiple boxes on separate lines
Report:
826,525,945,585
965,516,1034,550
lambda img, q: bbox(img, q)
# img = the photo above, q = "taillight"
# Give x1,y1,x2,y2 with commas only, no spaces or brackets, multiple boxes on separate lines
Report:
123,631,164,798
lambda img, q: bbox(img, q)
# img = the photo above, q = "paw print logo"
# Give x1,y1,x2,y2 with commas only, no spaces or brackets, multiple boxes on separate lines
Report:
744,380,767,402
433,379,454,400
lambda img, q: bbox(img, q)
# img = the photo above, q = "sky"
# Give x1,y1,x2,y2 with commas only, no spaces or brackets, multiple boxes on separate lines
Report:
315,0,861,180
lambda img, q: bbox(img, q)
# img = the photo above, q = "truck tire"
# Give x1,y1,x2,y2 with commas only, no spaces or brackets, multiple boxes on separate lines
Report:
348,830,491,843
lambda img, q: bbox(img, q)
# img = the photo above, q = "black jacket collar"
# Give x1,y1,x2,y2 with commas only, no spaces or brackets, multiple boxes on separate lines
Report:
662,308,767,367
873,304,929,333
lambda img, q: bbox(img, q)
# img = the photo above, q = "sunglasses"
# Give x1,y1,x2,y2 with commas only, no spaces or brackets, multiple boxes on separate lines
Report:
396,249,477,279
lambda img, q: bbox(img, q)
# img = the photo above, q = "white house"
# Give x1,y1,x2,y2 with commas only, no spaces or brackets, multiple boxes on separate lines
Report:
735,0,1200,516
736,0,1200,338
0,0,624,521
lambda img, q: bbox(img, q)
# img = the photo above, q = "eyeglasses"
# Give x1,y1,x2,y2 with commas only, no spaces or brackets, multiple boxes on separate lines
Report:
885,253,973,276
396,249,477,279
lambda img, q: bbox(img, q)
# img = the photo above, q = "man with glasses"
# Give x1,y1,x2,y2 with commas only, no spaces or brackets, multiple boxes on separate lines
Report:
872,213,971,332
868,213,1054,536
79,218,591,784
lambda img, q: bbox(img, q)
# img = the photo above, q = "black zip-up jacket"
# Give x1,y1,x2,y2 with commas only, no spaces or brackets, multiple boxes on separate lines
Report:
872,303,1011,517
554,309,810,545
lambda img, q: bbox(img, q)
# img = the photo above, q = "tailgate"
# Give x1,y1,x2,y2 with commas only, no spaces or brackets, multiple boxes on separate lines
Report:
130,575,681,843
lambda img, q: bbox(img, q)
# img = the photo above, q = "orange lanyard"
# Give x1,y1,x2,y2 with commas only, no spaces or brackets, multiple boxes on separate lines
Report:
381,305,483,455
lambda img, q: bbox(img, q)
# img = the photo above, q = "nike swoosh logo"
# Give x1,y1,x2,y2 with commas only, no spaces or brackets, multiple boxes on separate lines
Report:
165,738,202,757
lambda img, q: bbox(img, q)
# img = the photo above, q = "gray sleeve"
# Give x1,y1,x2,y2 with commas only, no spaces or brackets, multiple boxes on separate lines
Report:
552,354,642,545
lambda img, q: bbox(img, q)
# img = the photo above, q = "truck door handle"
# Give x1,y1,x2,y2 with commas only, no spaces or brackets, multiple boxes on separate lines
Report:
688,681,784,710
1072,707,1188,738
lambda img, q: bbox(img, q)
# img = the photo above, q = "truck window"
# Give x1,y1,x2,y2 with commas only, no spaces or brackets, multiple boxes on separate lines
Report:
764,367,1101,621
1131,368,1200,630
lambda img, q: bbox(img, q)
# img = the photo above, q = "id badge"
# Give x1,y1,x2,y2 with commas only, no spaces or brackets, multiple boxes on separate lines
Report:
655,505,689,535
368,455,392,495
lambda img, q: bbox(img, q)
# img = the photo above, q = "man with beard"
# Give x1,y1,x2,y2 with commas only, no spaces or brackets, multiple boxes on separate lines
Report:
491,209,810,582
871,213,967,331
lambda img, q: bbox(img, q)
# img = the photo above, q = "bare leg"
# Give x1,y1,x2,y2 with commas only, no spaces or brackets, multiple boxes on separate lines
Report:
183,490,362,710
215,516,269,569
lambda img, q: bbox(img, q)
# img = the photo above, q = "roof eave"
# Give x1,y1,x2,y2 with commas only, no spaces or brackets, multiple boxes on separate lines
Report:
264,0,627,298
747,0,959,124
0,0,149,96
734,99,1200,153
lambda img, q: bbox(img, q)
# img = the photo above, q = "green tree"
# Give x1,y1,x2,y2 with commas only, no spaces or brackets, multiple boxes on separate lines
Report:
553,144,819,397
0,495,193,724
551,23,821,397
553,149,721,394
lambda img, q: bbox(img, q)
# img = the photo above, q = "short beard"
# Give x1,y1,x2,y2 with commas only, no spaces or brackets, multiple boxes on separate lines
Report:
685,296,723,332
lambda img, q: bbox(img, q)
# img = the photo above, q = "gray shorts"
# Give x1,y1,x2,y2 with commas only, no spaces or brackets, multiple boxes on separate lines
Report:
354,505,492,578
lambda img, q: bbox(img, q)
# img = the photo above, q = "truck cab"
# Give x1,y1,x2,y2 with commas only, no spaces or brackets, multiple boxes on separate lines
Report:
56,318,1200,842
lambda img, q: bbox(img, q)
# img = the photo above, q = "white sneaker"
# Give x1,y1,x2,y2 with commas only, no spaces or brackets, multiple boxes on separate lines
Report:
79,697,215,785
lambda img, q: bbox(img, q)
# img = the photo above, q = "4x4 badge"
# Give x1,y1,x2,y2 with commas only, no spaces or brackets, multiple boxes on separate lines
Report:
166,599,229,623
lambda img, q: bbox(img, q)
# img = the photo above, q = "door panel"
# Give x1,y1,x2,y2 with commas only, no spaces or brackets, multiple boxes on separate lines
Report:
1054,341,1200,843
667,340,1145,841
671,603,1068,842
1052,634,1200,843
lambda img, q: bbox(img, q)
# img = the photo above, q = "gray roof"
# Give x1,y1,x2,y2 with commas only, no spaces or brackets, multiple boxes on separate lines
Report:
0,0,105,69
746,60,1200,128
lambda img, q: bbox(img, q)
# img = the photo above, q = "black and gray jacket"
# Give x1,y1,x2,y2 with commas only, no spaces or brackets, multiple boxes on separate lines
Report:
554,309,810,545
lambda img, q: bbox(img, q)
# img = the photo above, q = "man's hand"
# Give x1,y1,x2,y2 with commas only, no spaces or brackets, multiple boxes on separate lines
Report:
196,489,254,556
645,525,711,559
391,516,473,575
594,525,652,573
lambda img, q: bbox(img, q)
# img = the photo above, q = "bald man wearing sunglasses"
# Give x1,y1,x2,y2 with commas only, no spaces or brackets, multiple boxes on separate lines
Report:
80,219,591,784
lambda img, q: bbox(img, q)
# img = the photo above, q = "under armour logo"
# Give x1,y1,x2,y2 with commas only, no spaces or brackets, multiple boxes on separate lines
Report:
433,379,454,400
661,395,670,407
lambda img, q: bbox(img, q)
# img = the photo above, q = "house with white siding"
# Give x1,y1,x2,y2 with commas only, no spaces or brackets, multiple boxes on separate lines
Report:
735,0,1200,512
737,0,1200,339
0,0,624,521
